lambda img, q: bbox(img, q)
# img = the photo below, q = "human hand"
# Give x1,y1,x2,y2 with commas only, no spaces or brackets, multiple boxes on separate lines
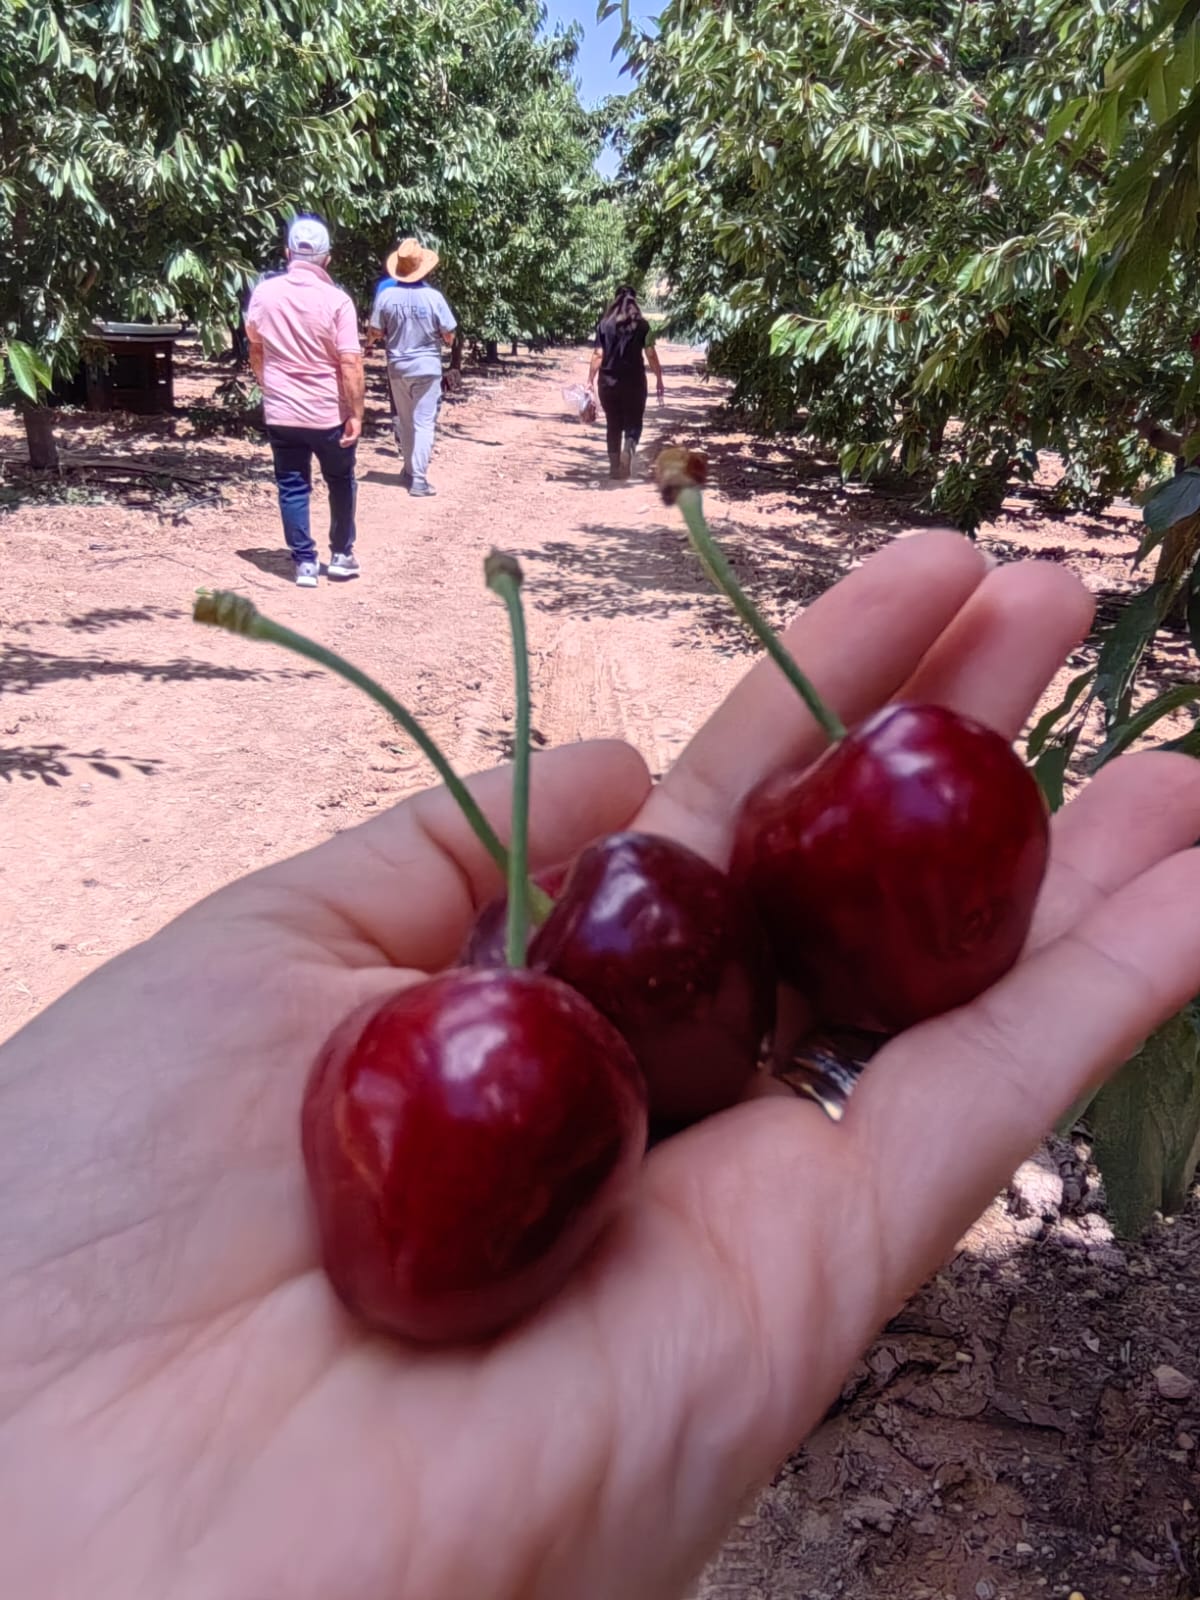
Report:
656,376,665,400
341,414,362,447
5,533,1200,1600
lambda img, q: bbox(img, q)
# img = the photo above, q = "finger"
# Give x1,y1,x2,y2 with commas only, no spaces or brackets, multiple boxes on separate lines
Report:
897,560,1095,737
1031,751,1200,949
252,738,651,970
640,529,988,862
848,846,1200,1319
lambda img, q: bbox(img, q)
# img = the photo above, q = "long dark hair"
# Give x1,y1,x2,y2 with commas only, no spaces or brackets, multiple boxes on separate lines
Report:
600,284,642,332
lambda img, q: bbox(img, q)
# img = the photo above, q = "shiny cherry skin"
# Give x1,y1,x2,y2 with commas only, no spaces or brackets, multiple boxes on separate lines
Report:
731,703,1049,1035
459,863,569,969
301,966,647,1344
526,831,776,1124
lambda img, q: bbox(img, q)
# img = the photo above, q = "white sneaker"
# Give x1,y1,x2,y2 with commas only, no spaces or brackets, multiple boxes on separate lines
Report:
295,561,319,587
328,551,360,581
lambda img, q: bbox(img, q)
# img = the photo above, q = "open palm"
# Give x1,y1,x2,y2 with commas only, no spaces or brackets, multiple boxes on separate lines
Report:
5,531,1200,1600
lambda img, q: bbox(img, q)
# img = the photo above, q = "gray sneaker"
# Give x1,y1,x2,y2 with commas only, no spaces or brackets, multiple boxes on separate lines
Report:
409,479,437,497
328,550,360,581
295,561,319,587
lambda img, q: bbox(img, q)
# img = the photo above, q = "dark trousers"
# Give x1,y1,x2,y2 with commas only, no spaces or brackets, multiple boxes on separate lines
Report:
598,373,647,476
266,424,357,565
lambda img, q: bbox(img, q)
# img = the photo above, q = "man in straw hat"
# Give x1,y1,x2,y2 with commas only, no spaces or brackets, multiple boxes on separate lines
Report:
369,237,457,497
245,214,364,586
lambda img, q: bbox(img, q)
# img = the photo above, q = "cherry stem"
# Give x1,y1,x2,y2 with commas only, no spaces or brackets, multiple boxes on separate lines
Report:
485,552,533,968
192,589,553,922
674,484,846,743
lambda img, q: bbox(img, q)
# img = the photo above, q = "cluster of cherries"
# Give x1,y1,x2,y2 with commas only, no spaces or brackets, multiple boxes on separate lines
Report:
196,450,1049,1347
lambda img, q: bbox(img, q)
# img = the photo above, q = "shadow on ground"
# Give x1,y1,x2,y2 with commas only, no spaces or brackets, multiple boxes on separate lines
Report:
0,744,164,784
360,470,410,488
0,641,318,695
528,513,874,648
235,547,294,581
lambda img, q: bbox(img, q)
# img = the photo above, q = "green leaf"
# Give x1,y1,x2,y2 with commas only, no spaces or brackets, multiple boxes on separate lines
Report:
1046,95,1084,144
1088,1007,1200,1236
1094,582,1169,727
1147,57,1170,124
1032,731,1080,812
1159,724,1200,757
1188,555,1200,661
1141,466,1200,542
1026,669,1095,760
1092,682,1200,767
1140,501,1200,570
1099,90,1121,152
5,341,50,402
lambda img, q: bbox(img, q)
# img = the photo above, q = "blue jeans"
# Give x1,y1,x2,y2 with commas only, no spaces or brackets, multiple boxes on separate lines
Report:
267,424,357,565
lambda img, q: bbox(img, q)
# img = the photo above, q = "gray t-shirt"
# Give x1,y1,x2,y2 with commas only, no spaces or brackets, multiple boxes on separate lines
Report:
370,283,457,379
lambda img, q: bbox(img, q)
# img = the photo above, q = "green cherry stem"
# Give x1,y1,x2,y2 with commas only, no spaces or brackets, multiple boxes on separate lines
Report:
674,483,846,744
192,589,552,922
485,552,532,968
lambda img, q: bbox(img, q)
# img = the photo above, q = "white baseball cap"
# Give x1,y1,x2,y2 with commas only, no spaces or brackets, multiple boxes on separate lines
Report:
287,216,331,259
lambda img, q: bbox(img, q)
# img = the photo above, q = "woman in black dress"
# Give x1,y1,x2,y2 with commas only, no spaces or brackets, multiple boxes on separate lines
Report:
587,286,665,479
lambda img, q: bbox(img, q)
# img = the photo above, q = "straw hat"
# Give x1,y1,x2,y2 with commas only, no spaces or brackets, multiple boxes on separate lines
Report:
386,237,439,283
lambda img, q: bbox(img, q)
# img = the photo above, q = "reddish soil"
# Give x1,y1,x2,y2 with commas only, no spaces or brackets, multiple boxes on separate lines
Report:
2,343,1198,1599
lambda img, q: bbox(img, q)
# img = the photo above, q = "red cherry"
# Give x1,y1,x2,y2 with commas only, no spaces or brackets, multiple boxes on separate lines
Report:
458,863,570,969
732,704,1049,1034
302,966,647,1343
529,832,775,1124
464,833,776,1124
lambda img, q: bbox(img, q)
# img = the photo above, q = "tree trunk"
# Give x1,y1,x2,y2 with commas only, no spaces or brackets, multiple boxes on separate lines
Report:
484,339,499,364
511,340,519,356
21,401,59,470
450,332,464,372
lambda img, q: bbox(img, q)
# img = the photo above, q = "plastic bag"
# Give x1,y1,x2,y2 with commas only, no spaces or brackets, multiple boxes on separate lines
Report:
561,383,597,425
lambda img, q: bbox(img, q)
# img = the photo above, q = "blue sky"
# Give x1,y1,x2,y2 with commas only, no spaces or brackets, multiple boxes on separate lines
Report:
543,0,634,106
542,0,655,173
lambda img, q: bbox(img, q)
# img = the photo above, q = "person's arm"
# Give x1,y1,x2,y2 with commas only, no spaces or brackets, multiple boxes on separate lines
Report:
334,295,365,445
438,293,457,347
246,333,265,388
588,343,603,392
646,344,665,399
244,299,265,387
367,291,386,350
645,326,665,398
337,353,365,443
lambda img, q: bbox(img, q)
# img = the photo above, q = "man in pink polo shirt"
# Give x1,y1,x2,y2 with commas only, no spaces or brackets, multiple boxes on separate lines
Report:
245,216,365,587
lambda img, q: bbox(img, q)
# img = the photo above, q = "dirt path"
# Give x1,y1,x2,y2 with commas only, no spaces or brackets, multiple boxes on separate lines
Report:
3,342,1198,1600
1,344,746,1037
